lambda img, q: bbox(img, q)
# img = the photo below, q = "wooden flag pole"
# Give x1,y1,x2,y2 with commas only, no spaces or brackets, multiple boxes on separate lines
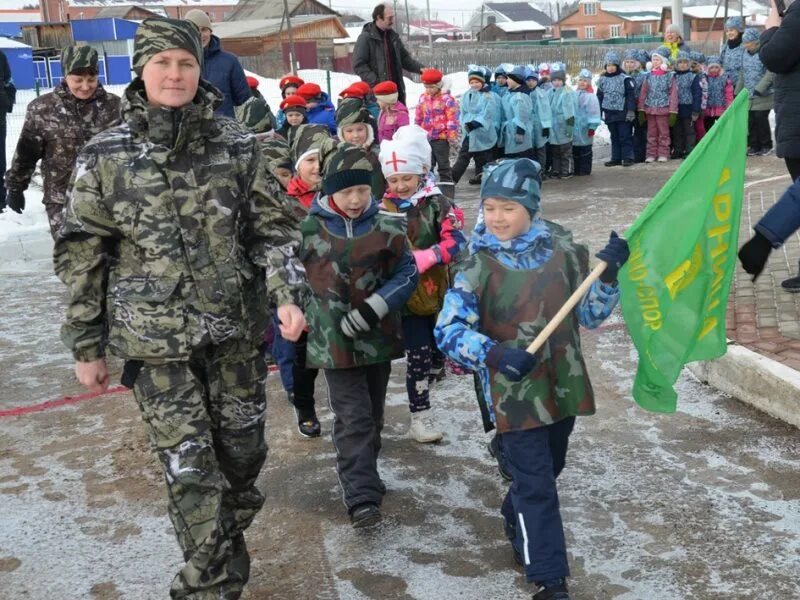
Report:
525,262,608,355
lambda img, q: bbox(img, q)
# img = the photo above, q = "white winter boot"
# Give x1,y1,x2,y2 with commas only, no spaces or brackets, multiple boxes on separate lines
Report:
408,411,443,443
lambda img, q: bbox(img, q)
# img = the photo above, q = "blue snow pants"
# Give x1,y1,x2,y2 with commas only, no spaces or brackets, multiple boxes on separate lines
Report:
608,120,634,162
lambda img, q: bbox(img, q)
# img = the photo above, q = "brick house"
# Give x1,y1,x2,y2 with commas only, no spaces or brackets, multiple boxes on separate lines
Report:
659,6,767,43
556,0,661,40
40,0,240,23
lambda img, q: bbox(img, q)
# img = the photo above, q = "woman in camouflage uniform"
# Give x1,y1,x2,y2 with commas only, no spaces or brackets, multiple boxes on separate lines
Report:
55,19,306,599
4,45,121,239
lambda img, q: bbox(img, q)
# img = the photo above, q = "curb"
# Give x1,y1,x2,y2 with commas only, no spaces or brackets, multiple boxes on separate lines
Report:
687,343,800,429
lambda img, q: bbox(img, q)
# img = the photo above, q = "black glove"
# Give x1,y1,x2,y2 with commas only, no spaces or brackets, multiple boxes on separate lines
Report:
516,125,525,136
486,345,537,382
466,120,482,132
596,231,630,283
542,127,550,137
738,231,773,281
6,189,24,214
752,90,763,97
0,189,5,213
565,116,575,127
340,294,386,338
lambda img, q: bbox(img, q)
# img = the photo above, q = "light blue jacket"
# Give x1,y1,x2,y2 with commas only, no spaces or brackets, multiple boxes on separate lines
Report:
501,88,534,153
549,86,577,145
573,89,601,147
531,87,553,149
460,88,498,152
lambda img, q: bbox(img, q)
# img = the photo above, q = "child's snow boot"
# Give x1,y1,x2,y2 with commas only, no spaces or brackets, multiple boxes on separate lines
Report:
409,411,443,443
350,502,382,528
296,408,321,438
488,434,513,481
533,579,571,600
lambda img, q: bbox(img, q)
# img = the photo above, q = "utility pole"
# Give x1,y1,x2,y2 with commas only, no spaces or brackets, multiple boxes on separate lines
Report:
671,0,684,39
283,0,297,73
404,0,411,43
426,0,433,48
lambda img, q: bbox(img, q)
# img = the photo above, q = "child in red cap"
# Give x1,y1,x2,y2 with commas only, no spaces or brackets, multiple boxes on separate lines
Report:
415,69,460,199
277,95,308,138
297,82,337,135
374,80,409,143
276,74,304,129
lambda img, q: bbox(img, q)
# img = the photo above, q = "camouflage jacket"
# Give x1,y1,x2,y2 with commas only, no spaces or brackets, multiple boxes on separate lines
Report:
54,79,306,362
6,81,121,206
435,220,620,433
299,195,417,369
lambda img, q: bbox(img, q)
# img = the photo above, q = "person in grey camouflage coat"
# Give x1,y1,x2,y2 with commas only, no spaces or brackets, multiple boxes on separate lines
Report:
54,19,307,600
5,45,121,239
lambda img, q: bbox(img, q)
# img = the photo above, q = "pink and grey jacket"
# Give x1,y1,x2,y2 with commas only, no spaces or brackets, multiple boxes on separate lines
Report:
377,101,410,142
414,91,460,143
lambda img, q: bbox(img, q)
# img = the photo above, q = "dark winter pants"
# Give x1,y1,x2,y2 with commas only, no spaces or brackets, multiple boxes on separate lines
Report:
402,314,442,413
608,120,634,162
271,313,294,393
545,142,553,174
430,139,454,198
748,110,773,152
533,145,547,172
324,362,392,512
786,158,800,181
551,143,572,178
572,145,593,176
291,331,319,419
505,148,535,160
126,340,268,599
452,136,494,184
500,417,576,584
671,116,695,158
0,114,6,204
632,119,648,162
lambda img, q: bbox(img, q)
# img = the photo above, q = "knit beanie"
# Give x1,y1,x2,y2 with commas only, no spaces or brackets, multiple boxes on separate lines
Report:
689,51,706,64
61,45,98,75
665,23,683,37
289,123,330,172
675,50,690,64
538,62,550,75
654,45,672,59
550,69,566,83
604,50,621,67
132,18,203,76
235,96,274,134
468,65,486,84
725,16,744,32
706,55,722,68
379,124,430,177
322,142,373,196
636,49,650,66
743,28,760,43
623,48,638,62
184,9,212,31
578,68,592,81
480,158,542,214
525,65,539,81
335,98,374,145
507,64,527,85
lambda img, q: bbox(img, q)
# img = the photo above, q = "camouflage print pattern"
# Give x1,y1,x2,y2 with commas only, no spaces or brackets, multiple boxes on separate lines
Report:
335,97,372,128
299,211,408,369
61,45,98,74
132,18,203,76
5,82,121,240
129,339,267,599
288,123,331,165
54,78,306,362
257,136,292,182
443,223,595,433
235,96,275,134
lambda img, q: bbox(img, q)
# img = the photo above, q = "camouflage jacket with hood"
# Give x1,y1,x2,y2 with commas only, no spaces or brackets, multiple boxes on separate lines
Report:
5,81,121,206
54,79,306,362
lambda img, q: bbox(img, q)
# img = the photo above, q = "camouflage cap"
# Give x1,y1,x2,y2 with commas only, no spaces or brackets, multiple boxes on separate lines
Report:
288,123,331,169
335,97,371,127
260,136,292,181
322,142,373,196
480,158,542,214
235,96,275,134
61,45,98,75
132,18,203,76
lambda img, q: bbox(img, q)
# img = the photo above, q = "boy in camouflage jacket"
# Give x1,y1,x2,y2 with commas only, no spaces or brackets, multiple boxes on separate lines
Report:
299,142,418,528
379,124,467,444
434,158,629,600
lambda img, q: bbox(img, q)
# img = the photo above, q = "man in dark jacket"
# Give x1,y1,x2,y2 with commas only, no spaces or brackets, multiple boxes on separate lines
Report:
0,49,11,212
352,3,425,105
759,0,800,291
185,9,250,118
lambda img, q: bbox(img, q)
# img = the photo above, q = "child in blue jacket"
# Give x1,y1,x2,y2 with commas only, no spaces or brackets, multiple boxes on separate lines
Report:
297,82,338,135
573,69,601,176
501,65,535,159
525,67,553,173
453,66,499,185
597,51,636,167
434,158,628,600
548,69,577,179
672,51,702,158
623,49,649,163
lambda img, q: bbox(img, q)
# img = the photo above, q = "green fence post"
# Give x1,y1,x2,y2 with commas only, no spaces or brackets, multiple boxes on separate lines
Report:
326,69,332,99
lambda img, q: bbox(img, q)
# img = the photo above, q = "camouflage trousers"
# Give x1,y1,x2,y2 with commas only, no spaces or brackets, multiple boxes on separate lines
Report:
127,340,268,600
45,202,65,241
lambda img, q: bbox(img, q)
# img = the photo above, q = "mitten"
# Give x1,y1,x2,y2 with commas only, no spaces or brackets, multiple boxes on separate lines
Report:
340,294,388,338
738,231,773,281
595,231,630,283
413,248,439,274
486,345,537,382
6,190,24,214
588,129,595,137
467,120,482,131
691,112,700,122
542,127,550,137
565,116,575,127
638,111,646,126
668,113,678,128
626,110,635,122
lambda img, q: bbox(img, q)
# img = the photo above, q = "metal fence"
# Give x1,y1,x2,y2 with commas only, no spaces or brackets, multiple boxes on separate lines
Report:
406,40,725,77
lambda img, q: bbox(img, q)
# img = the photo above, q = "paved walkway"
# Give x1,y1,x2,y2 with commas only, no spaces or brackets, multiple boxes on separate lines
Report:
729,163,800,370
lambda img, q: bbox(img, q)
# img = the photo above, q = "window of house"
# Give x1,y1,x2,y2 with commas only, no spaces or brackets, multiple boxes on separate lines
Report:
642,23,652,35
610,24,621,37
585,25,596,39
583,2,597,16
223,11,232,19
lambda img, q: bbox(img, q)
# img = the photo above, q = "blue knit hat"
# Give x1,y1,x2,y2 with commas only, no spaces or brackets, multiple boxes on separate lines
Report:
623,48,638,61
636,49,650,65
676,50,690,63
525,64,539,81
725,16,744,31
743,28,760,43
578,68,592,81
707,55,722,68
604,50,621,67
507,64,528,85
654,46,671,59
689,51,706,64
480,158,542,214
468,65,486,83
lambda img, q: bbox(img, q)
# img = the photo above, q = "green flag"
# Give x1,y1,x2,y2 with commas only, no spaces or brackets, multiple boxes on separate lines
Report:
619,91,749,412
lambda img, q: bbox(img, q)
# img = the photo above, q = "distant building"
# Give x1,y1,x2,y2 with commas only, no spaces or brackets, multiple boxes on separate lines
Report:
40,0,239,23
226,0,337,21
466,2,553,38
556,1,661,40
659,5,768,43
480,20,546,42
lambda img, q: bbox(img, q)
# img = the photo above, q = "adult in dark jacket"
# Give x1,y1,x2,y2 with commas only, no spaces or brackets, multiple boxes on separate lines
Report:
0,49,11,211
352,3,425,105
759,0,800,291
185,9,250,118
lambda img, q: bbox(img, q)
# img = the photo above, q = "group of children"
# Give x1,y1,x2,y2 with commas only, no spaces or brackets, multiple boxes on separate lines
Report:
231,65,637,599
